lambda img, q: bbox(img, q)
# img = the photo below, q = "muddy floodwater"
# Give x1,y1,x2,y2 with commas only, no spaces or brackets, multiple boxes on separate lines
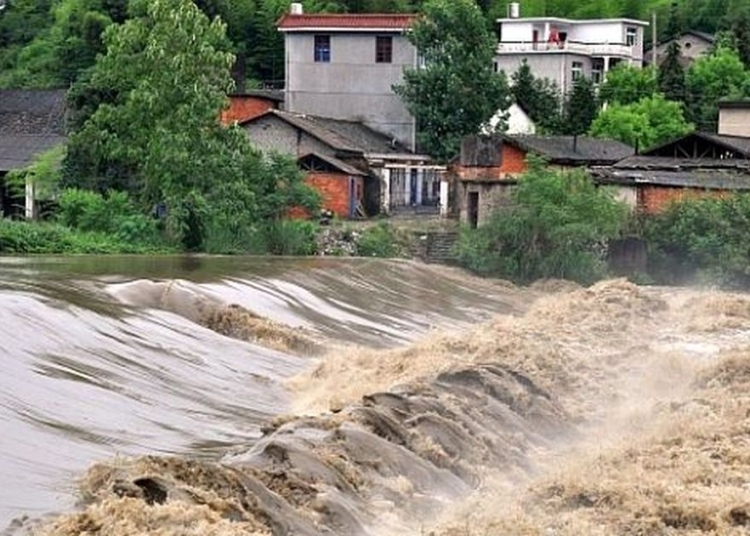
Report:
2,255,750,535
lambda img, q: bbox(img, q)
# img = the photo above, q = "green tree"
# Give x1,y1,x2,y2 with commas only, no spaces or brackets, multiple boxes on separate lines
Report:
455,159,628,284
563,76,598,136
590,94,693,151
664,1,683,41
598,64,659,106
685,45,749,130
731,7,750,69
393,0,510,161
65,0,318,250
658,41,686,103
510,60,563,133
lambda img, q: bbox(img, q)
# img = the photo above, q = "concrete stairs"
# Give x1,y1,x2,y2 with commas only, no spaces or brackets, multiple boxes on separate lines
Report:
409,230,459,264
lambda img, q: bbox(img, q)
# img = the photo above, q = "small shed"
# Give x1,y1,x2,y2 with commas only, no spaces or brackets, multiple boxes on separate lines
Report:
298,152,366,219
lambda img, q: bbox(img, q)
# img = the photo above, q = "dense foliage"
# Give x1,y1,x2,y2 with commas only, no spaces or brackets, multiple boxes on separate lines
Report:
590,94,693,150
394,0,510,161
645,194,750,287
455,160,628,284
63,0,319,252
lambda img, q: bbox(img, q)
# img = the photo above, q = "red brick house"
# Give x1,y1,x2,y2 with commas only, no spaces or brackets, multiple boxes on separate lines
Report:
455,134,634,227
297,152,366,218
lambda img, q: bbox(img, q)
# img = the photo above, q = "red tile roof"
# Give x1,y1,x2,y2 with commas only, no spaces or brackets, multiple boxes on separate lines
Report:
277,13,418,31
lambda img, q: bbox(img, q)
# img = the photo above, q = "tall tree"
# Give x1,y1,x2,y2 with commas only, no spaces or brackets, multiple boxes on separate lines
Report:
563,76,598,138
658,41,686,103
664,1,682,41
393,0,510,161
731,7,750,69
65,0,317,250
510,60,563,133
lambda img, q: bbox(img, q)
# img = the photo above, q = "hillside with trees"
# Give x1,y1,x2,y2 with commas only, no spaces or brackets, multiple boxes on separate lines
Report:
0,0,747,91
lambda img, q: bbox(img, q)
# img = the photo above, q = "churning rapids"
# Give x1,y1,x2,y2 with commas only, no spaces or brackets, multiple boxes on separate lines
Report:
3,256,750,535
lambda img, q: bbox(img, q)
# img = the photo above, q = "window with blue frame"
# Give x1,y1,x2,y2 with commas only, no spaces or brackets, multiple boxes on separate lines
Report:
314,35,331,62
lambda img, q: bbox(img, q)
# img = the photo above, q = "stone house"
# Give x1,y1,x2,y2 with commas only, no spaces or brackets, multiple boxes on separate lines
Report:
454,134,634,227
0,89,67,219
241,109,446,218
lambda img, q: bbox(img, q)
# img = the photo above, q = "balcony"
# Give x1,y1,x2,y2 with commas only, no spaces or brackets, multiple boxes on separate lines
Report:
496,40,636,58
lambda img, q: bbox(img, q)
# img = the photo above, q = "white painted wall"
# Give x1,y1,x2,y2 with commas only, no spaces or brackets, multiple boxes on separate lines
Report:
501,22,534,41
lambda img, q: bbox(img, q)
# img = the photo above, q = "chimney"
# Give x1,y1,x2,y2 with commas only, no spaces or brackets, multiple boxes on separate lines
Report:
290,2,303,15
508,2,520,18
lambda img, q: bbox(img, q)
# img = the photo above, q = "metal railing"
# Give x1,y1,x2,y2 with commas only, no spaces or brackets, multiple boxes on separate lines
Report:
496,40,636,57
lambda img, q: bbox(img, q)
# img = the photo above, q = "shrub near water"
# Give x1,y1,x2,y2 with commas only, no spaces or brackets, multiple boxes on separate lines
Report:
455,162,628,284
645,194,750,287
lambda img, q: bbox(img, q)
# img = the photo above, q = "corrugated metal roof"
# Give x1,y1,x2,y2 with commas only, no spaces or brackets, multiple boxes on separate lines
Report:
277,13,417,31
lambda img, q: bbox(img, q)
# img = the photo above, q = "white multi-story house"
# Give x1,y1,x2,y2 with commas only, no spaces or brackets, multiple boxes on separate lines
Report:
494,3,649,94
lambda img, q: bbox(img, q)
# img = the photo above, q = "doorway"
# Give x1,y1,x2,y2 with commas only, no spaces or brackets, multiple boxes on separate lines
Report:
468,191,479,228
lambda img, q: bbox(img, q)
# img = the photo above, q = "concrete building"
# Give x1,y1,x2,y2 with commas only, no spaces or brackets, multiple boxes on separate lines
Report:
277,6,418,151
494,4,648,94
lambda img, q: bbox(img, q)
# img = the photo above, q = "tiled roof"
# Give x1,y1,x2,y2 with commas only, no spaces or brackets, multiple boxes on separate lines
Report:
0,134,65,172
0,90,67,172
594,167,750,191
277,13,417,31
614,156,750,170
505,134,634,165
242,110,411,156
643,132,750,158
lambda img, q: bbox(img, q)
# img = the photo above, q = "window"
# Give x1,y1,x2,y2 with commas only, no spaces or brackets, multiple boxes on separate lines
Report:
591,58,604,85
314,35,330,62
376,36,392,63
626,27,637,46
571,61,583,81
493,61,498,73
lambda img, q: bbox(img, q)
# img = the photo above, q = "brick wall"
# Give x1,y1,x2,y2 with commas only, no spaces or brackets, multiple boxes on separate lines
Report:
458,181,516,226
221,96,276,125
289,172,363,219
455,144,528,181
243,115,335,158
640,186,728,214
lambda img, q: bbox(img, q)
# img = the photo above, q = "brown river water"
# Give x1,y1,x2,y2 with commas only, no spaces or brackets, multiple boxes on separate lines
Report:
3,255,750,535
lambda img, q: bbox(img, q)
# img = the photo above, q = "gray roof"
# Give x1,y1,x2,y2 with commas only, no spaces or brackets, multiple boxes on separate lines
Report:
644,132,750,158
0,90,67,172
614,155,750,170
594,167,750,191
505,134,634,165
241,110,412,157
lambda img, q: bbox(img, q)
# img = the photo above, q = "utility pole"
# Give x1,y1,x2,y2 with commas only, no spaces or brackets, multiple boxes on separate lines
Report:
652,11,658,65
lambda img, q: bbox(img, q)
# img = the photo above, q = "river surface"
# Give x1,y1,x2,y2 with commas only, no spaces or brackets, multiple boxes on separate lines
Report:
5,256,750,535
0,256,516,530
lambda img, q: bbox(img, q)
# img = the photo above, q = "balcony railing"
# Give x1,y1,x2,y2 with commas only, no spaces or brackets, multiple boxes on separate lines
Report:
496,40,636,58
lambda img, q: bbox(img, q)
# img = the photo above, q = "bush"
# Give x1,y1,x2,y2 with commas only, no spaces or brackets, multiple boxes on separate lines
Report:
455,162,628,284
57,188,163,246
356,222,400,258
644,194,750,287
0,219,170,254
